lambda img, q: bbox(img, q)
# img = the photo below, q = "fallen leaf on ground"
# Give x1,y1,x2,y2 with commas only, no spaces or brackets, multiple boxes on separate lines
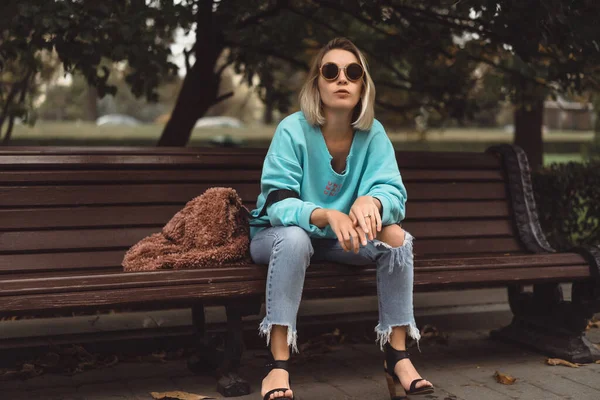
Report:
546,358,582,368
586,318,600,330
494,371,517,385
150,391,214,399
0,363,44,381
418,324,449,346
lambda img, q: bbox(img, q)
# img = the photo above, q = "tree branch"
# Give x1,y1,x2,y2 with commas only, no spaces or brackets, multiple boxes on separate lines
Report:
216,59,234,77
235,0,289,30
222,39,309,70
1,69,32,145
183,48,192,73
213,91,234,106
286,6,412,83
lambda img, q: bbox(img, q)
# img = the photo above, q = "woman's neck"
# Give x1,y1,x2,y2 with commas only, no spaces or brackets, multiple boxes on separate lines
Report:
321,108,353,140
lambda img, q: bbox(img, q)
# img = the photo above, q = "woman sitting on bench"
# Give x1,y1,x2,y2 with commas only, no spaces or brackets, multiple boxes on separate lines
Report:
249,37,434,400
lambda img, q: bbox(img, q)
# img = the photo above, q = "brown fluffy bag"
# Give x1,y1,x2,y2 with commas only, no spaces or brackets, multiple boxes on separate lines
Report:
122,187,251,271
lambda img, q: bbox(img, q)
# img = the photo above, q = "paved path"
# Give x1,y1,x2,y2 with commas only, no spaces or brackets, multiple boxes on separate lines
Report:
3,329,600,399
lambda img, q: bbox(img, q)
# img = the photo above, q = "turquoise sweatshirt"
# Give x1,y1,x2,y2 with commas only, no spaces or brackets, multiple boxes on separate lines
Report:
249,111,407,239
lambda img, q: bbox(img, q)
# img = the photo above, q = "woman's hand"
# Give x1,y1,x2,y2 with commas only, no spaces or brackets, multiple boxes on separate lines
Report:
349,196,382,241
326,209,365,253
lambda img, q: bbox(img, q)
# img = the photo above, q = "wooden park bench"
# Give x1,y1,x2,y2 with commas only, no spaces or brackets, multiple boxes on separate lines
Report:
1,144,599,397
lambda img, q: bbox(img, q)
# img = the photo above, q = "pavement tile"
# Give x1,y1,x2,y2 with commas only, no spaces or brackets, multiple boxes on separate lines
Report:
484,362,600,400
2,326,600,400
290,381,349,400
542,362,600,391
21,373,76,390
424,368,514,400
126,376,179,400
76,381,132,400
170,375,223,399
70,367,120,386
4,386,78,400
452,363,565,400
329,376,388,399
106,361,174,380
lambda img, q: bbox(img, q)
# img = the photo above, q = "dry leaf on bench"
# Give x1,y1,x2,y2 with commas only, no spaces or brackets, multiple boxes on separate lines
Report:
546,358,582,368
494,371,517,385
150,391,214,400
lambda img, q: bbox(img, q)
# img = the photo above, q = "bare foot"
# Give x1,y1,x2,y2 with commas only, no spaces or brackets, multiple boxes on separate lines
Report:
394,358,433,392
261,368,293,399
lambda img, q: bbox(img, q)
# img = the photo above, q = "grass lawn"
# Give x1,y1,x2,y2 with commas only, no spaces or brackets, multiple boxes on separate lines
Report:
544,153,584,165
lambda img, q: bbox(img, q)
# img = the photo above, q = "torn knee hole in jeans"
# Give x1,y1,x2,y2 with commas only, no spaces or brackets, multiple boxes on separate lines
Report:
373,232,414,274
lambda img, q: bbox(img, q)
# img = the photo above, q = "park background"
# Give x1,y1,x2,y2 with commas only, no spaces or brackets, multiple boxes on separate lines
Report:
2,1,600,382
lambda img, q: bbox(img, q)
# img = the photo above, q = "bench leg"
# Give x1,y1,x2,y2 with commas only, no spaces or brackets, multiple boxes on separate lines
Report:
187,300,262,397
490,282,600,363
215,304,251,397
187,303,221,375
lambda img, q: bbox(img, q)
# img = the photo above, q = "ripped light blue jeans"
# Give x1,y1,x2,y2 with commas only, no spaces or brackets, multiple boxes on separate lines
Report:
250,225,419,353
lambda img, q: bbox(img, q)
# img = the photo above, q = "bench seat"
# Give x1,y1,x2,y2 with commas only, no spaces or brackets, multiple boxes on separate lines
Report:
1,144,599,396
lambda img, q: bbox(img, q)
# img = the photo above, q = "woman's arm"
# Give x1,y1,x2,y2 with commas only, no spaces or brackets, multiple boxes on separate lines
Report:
359,129,407,225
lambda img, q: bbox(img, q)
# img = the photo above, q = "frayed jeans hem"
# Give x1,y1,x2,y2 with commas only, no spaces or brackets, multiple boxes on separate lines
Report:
375,321,421,352
259,318,299,354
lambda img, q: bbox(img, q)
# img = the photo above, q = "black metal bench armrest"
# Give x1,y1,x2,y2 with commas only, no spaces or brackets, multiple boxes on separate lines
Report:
486,144,556,254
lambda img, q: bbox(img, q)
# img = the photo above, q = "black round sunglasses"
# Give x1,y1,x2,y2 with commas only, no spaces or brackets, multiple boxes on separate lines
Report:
320,62,364,82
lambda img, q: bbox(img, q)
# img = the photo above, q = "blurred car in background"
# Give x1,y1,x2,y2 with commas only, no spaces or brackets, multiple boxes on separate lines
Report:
195,116,244,129
96,114,142,126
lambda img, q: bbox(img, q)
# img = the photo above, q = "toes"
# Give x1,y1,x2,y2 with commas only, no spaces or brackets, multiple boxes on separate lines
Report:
419,379,433,388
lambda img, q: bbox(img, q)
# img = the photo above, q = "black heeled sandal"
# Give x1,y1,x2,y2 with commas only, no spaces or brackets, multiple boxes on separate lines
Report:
262,359,294,400
384,343,434,398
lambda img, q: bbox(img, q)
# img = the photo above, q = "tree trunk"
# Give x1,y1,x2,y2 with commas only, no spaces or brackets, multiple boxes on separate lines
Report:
157,60,220,146
157,0,223,147
263,97,274,125
514,99,545,170
513,79,547,171
85,85,98,121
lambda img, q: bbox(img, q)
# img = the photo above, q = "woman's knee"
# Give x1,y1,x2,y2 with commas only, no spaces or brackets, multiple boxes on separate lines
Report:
251,226,313,264
376,224,406,248
274,226,313,256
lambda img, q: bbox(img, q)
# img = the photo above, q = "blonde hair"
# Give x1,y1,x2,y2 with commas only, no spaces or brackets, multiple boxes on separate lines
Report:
299,37,376,131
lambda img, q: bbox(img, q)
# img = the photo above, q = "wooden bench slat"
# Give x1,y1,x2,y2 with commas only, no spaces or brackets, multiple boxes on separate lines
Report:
0,251,126,274
0,182,506,207
0,233,524,255
0,265,589,314
404,219,514,238
415,237,523,255
3,250,585,279
0,201,510,230
0,252,589,296
0,184,259,206
0,170,263,184
0,206,184,230
0,150,501,170
0,228,155,252
416,252,587,267
407,200,509,219
0,146,267,155
0,219,515,253
0,169,503,184
0,154,269,169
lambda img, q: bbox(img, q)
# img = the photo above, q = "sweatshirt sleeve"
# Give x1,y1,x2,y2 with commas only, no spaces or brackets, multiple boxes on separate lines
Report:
359,128,407,225
259,124,324,234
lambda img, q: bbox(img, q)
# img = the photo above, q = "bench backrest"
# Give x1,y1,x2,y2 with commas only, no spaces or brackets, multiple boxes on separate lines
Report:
0,147,524,279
